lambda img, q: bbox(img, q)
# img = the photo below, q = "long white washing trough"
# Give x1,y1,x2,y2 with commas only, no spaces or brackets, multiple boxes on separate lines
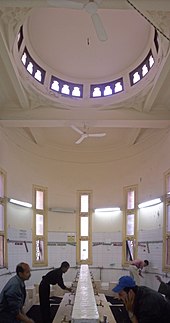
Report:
71,264,99,323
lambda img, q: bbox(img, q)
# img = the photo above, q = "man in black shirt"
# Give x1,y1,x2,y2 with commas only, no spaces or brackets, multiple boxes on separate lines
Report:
39,261,72,323
112,275,170,323
155,274,170,301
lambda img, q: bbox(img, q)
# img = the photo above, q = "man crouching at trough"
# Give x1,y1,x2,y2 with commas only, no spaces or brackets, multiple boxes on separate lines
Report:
112,275,170,323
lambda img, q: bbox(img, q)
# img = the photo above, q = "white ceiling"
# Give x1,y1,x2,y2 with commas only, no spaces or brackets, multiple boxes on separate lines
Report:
27,8,150,79
0,0,170,161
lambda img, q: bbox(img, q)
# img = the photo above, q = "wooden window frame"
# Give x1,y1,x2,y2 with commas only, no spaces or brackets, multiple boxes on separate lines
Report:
122,185,138,266
32,185,48,267
0,168,7,268
76,190,92,265
163,170,170,272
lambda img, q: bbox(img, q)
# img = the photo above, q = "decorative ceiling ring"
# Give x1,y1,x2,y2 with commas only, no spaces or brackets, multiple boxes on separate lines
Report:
14,9,162,105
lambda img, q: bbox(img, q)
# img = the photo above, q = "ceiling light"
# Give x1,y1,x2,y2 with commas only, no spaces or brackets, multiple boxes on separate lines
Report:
9,198,32,208
138,198,161,209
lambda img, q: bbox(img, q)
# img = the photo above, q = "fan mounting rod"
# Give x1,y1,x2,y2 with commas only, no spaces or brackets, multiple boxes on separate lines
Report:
85,0,98,14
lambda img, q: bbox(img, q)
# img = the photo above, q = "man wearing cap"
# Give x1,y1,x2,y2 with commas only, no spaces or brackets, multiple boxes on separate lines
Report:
112,275,170,322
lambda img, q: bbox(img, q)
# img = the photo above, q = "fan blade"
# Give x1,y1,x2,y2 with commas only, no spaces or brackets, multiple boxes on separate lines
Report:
88,133,106,137
75,135,87,144
48,0,84,9
91,13,107,41
71,125,84,135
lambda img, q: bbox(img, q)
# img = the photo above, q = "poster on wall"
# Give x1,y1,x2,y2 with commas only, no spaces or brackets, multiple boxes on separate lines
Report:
67,233,75,243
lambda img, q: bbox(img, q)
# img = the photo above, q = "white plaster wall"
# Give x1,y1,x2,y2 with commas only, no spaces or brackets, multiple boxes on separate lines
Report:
1,128,170,210
92,211,122,232
7,203,33,229
138,203,163,231
48,211,76,232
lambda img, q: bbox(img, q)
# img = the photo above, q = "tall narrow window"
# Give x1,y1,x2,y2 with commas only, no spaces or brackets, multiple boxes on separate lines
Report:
123,185,138,265
32,185,48,266
77,191,92,264
163,171,170,271
0,169,7,267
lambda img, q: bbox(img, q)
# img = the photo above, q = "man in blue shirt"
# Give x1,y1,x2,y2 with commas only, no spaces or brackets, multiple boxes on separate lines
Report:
0,262,34,323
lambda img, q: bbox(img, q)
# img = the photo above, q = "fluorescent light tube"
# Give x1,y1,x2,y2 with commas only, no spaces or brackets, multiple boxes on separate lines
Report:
49,207,75,214
138,198,161,209
95,207,120,213
9,198,32,208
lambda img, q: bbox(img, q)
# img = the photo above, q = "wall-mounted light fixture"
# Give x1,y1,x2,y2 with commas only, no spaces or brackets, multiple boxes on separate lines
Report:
138,198,162,209
95,207,120,213
49,207,75,214
9,198,32,208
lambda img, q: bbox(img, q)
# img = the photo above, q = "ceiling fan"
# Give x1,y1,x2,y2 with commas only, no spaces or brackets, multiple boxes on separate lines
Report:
71,125,106,144
48,0,108,41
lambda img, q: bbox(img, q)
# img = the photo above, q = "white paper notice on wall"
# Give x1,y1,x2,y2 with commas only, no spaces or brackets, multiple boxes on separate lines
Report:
67,233,75,243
